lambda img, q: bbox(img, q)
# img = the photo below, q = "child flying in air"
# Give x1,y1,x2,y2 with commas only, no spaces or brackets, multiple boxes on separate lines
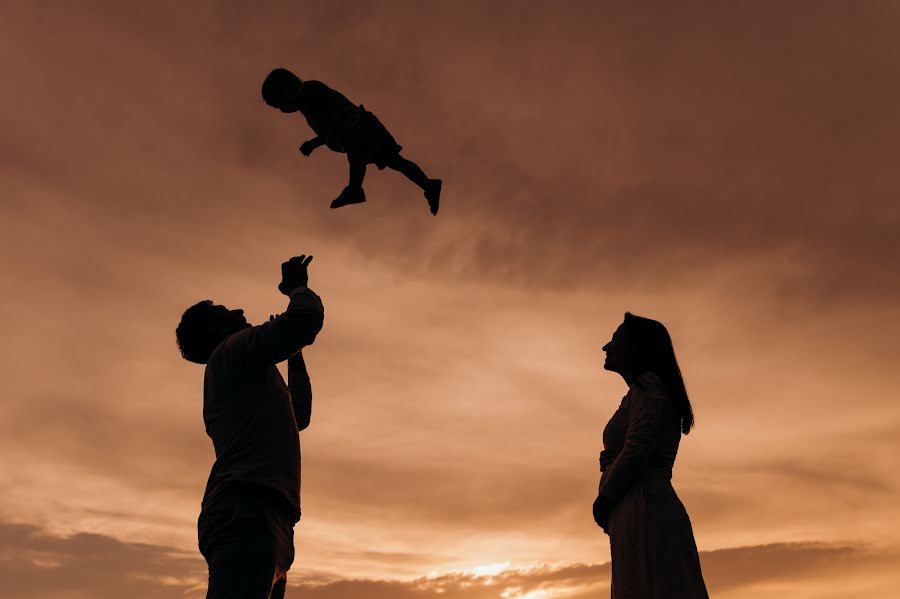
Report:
262,68,442,215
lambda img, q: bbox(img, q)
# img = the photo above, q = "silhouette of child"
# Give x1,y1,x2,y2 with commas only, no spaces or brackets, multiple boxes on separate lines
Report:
262,68,442,215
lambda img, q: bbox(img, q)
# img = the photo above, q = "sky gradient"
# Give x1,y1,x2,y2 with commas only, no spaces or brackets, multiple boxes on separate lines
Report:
2,1,899,597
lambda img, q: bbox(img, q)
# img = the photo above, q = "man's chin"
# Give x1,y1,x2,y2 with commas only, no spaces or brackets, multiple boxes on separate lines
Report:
229,322,252,334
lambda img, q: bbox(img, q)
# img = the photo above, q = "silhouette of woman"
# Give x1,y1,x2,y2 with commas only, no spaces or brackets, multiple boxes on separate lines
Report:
593,313,709,598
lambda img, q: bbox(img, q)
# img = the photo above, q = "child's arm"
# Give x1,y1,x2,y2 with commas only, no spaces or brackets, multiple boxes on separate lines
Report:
300,137,325,157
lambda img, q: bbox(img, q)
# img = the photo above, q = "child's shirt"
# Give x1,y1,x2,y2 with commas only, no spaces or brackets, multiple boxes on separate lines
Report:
298,80,360,152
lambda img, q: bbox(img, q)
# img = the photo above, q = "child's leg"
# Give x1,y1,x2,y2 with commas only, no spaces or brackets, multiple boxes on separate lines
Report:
330,151,368,208
348,151,367,189
385,153,441,215
385,154,429,190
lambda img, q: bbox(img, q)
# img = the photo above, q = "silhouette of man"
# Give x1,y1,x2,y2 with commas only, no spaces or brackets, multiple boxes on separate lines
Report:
175,255,324,599
261,67,442,215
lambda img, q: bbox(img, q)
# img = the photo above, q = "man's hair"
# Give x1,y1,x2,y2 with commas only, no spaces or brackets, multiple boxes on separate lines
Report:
261,68,301,106
176,300,220,364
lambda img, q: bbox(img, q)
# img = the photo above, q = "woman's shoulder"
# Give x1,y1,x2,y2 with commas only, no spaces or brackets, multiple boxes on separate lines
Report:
633,371,668,399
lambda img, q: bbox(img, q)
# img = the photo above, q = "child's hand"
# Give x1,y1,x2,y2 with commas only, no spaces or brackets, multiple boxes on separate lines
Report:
299,140,318,156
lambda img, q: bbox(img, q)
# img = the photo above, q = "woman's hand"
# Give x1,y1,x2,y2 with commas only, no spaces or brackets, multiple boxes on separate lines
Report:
599,448,617,472
593,494,612,533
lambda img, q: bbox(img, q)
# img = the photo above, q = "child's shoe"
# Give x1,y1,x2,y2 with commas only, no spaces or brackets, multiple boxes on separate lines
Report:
424,179,442,215
331,186,367,209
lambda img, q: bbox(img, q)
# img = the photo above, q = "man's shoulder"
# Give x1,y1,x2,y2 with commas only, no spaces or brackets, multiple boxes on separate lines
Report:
208,328,253,366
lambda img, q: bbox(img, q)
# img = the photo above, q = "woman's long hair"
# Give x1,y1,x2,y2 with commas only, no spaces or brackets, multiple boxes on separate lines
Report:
622,312,694,434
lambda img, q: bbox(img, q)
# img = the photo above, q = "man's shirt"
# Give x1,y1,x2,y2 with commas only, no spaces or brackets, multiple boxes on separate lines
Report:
200,289,324,522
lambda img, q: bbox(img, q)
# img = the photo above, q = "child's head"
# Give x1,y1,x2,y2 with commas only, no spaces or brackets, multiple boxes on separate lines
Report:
262,68,302,112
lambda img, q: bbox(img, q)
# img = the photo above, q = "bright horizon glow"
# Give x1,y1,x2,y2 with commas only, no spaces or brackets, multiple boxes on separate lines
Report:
504,590,554,599
464,562,512,577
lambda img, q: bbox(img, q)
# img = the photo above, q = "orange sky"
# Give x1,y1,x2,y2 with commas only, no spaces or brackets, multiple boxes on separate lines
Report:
2,1,899,597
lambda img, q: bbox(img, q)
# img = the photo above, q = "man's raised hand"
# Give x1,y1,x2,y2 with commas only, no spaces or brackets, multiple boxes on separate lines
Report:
278,255,313,296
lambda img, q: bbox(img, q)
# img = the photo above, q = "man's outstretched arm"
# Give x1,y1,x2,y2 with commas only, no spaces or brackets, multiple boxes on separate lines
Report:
237,287,324,365
231,255,324,366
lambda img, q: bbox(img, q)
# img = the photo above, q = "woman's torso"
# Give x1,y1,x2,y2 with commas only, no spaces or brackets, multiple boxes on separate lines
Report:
600,377,682,488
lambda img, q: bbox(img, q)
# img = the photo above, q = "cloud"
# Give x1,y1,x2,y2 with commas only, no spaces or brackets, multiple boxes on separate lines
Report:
289,542,900,599
2,1,899,304
3,520,894,599
0,522,204,599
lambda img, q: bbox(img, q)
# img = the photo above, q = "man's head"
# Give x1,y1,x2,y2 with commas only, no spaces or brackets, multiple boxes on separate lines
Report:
175,301,249,364
261,68,302,113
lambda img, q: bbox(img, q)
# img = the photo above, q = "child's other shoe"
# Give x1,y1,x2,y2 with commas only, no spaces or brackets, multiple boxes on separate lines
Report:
424,179,442,215
330,186,367,209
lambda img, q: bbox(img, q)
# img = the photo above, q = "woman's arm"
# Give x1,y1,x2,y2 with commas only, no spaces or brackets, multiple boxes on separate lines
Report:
597,372,667,505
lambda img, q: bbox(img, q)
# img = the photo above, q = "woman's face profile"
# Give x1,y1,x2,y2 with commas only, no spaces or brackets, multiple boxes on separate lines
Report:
602,323,631,374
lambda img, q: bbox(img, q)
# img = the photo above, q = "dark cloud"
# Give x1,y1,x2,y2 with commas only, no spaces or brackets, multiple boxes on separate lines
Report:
0,522,204,599
287,541,894,599
2,1,898,303
3,521,889,599
700,542,863,592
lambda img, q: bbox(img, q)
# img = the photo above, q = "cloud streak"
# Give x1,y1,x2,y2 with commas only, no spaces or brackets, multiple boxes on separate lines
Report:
2,521,896,599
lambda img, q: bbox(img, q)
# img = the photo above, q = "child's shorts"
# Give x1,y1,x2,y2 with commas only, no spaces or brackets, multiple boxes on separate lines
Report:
345,105,403,170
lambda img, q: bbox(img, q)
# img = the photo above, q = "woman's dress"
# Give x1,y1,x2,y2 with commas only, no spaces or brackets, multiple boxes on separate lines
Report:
599,372,709,599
